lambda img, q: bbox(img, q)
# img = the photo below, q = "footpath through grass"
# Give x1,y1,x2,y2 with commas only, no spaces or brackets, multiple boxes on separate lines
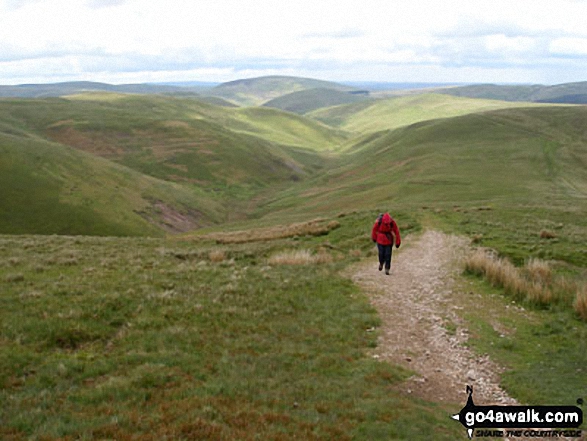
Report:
0,212,467,440
425,205,587,428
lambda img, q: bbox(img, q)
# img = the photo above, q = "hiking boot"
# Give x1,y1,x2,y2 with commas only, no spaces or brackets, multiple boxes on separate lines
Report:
378,263,383,271
385,269,390,275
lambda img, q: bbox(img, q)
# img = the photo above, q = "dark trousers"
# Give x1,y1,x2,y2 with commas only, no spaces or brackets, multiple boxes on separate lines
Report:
377,244,393,270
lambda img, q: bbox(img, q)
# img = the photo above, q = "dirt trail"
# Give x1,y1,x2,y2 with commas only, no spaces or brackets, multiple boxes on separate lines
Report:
352,230,517,405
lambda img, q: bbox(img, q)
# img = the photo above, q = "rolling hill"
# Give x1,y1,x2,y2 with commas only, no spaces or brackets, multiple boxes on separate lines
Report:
2,78,587,440
205,75,358,106
440,81,587,104
0,83,583,237
0,92,350,235
0,94,341,187
261,106,587,218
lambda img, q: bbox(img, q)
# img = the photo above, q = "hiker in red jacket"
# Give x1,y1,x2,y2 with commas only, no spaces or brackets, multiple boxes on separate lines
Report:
371,212,401,275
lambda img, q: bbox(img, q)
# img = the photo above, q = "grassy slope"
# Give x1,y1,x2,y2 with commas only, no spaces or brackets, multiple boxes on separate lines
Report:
261,106,587,264
0,130,224,236
1,95,324,187
0,213,467,440
228,107,348,150
0,93,349,235
308,93,553,134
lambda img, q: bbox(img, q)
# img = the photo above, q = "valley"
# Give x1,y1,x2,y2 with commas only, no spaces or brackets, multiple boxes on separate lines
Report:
1,76,586,439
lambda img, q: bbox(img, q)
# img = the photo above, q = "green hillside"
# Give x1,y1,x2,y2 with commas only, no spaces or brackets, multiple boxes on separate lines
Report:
0,94,339,189
440,81,587,104
263,88,370,114
261,105,587,263
228,107,348,149
0,131,224,236
265,106,587,212
0,93,350,236
308,93,552,134
206,75,357,106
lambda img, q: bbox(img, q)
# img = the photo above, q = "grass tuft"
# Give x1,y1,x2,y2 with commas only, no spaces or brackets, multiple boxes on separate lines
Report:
208,250,226,263
524,258,552,284
464,249,576,309
267,249,332,265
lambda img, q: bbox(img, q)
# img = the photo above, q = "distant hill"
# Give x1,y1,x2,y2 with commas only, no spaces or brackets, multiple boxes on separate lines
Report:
0,81,202,98
263,88,371,114
205,75,358,106
439,81,587,104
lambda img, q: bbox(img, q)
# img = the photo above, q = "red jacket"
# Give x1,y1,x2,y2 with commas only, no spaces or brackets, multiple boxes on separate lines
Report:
371,213,401,247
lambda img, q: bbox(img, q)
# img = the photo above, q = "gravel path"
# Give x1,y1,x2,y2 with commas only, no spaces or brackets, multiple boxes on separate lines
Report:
352,230,518,405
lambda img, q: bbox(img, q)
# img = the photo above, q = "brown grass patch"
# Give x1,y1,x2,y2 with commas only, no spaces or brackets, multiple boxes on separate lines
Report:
464,250,562,306
208,250,226,263
524,258,552,284
197,218,339,245
267,249,332,266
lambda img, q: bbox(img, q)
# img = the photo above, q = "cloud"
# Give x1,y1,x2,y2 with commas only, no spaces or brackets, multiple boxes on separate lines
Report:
86,0,127,8
0,0,586,84
550,37,587,56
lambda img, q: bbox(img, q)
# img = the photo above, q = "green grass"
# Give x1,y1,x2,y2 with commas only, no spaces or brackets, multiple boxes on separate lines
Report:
453,274,587,409
0,213,467,440
0,95,332,187
261,106,587,222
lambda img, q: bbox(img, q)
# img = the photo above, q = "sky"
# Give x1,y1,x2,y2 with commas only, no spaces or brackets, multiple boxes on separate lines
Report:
1,0,587,85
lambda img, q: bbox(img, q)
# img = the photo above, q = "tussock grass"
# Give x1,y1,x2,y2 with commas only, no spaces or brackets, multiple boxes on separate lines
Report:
465,249,587,319
465,249,526,300
267,249,333,265
524,258,553,284
208,250,226,262
540,230,557,239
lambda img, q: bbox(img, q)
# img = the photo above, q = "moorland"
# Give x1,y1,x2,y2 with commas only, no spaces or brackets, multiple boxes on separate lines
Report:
1,76,586,439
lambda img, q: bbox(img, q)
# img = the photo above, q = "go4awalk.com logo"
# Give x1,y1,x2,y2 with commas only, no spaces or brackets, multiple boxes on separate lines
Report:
451,386,584,439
